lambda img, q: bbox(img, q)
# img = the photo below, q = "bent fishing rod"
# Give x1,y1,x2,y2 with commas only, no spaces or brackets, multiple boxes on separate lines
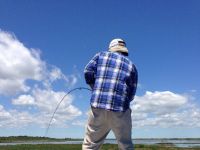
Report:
44,87,92,137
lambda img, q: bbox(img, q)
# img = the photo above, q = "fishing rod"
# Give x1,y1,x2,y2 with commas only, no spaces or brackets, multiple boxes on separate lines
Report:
44,87,92,137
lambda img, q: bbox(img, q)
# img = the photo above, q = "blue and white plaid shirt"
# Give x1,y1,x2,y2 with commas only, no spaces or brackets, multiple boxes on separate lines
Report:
84,51,138,112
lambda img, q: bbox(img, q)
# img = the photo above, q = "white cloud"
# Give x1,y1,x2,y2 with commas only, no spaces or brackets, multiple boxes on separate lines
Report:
131,91,200,128
42,66,64,89
72,120,86,126
0,105,11,120
32,88,82,117
133,91,187,115
49,67,63,82
0,104,42,128
0,79,30,95
8,110,34,128
0,29,81,129
0,108,38,128
2,29,198,133
0,29,79,95
1,90,200,130
67,75,78,87
0,30,44,95
8,88,82,128
12,95,35,105
43,66,78,89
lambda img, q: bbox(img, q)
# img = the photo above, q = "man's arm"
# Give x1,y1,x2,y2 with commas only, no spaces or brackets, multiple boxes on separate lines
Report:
84,53,99,89
126,65,138,101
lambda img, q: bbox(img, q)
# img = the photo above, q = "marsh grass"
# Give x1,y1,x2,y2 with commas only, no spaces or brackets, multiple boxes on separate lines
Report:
0,144,200,150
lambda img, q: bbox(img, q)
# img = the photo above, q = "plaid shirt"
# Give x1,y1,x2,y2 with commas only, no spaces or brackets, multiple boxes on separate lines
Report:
84,51,138,112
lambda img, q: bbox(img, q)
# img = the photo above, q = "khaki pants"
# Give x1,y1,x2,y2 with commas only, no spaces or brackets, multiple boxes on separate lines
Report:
82,107,133,150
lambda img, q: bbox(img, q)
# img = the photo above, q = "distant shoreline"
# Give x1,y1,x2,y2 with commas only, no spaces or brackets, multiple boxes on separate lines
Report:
0,136,200,143
0,136,200,149
0,136,82,143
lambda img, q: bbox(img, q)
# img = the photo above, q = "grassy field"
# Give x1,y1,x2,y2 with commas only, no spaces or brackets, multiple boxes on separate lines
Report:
0,144,200,150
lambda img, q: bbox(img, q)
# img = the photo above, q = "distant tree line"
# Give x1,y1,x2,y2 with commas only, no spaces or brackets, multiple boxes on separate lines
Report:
0,136,84,143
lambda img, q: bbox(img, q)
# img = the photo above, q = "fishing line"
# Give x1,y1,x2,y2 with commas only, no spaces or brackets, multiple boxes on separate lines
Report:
44,87,92,137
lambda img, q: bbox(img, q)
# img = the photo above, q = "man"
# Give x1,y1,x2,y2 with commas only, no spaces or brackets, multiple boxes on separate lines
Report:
83,38,138,150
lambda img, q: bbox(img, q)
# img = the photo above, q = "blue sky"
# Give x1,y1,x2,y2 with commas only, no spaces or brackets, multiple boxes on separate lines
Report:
0,0,200,138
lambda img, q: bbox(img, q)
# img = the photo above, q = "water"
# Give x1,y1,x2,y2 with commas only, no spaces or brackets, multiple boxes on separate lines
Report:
105,139,200,148
0,139,200,148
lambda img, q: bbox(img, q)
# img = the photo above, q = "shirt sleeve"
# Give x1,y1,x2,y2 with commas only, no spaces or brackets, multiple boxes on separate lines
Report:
126,65,138,101
84,53,99,85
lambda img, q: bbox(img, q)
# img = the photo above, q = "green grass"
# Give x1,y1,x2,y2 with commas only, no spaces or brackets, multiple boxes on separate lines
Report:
0,144,199,150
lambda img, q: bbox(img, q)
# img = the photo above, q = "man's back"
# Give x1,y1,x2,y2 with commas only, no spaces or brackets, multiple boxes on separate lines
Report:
84,51,137,112
83,38,137,150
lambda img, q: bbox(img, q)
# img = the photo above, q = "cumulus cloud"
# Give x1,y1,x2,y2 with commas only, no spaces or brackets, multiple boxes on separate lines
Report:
49,67,64,82
12,95,35,105
9,88,82,128
133,91,187,115
131,91,200,128
0,29,81,129
0,30,44,95
0,106,36,128
0,79,30,95
31,88,81,117
1,89,82,128
1,90,200,130
0,105,11,120
43,66,77,89
0,30,78,95
1,29,199,132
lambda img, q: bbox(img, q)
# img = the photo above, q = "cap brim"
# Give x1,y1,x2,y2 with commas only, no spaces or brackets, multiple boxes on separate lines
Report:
109,46,128,53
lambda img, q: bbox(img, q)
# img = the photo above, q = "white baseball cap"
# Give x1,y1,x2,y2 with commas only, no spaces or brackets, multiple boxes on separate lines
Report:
109,38,128,54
